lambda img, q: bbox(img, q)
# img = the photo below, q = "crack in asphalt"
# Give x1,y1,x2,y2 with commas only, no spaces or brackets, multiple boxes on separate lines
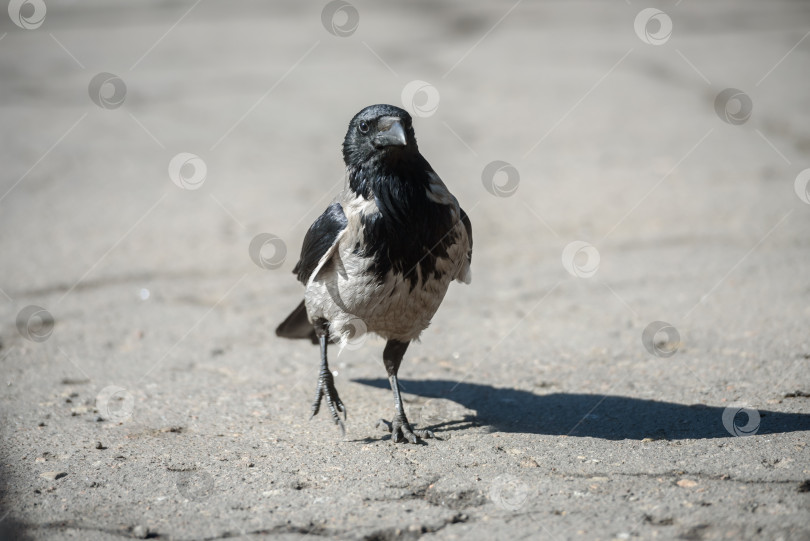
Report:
28,519,339,540
363,512,469,541
558,469,807,486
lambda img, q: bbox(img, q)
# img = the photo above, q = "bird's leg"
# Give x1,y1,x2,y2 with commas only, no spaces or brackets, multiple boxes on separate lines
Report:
310,319,346,432
380,339,434,444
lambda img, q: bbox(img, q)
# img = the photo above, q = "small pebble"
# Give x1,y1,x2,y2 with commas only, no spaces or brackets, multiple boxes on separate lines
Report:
40,471,67,481
95,441,105,450
132,525,149,539
61,378,90,385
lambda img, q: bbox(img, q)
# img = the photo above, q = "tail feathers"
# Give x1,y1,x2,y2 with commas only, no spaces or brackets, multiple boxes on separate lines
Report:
276,300,318,344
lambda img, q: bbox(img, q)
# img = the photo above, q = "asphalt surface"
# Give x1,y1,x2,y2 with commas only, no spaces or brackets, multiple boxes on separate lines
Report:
1,1,809,540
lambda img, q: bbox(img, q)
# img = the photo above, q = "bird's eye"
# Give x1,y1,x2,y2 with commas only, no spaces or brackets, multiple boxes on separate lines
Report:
358,121,370,134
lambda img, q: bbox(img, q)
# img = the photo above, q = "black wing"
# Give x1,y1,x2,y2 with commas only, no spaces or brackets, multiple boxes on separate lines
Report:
292,201,348,285
460,206,473,265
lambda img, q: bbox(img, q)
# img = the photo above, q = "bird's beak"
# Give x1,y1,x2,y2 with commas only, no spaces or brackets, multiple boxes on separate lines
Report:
374,117,407,147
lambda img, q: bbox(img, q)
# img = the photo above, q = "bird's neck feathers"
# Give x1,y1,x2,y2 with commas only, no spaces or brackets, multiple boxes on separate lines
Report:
347,153,427,198
345,156,457,285
346,154,435,224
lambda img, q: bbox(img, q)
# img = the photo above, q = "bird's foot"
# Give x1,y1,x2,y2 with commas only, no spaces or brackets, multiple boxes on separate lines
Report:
377,415,434,444
311,371,347,432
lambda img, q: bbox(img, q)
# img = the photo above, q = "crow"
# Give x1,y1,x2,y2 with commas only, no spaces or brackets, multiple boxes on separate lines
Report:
276,104,472,444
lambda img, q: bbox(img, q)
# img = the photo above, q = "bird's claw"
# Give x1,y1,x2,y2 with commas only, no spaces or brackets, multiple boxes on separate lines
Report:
311,371,347,432
377,416,434,444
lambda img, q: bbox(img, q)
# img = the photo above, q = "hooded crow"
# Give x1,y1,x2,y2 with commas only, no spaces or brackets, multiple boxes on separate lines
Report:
276,104,472,443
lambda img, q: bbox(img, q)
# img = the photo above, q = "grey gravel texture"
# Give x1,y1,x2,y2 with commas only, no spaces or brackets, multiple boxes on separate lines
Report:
1,1,809,540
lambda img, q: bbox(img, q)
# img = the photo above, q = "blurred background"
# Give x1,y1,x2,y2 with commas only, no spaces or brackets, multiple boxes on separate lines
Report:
2,0,808,384
1,1,809,539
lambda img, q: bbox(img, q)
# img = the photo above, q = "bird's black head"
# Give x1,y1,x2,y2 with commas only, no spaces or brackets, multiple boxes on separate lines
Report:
342,104,418,167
